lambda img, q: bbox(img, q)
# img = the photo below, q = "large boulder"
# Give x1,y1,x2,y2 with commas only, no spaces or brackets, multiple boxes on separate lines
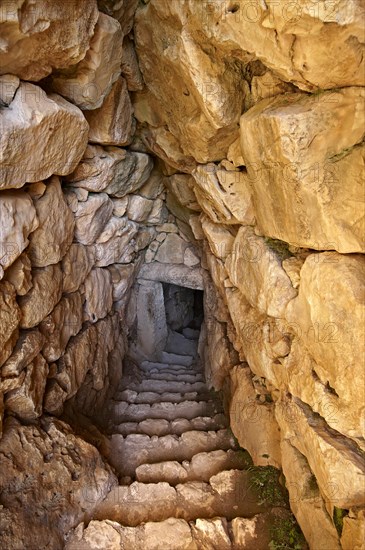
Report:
0,83,89,189
0,0,98,81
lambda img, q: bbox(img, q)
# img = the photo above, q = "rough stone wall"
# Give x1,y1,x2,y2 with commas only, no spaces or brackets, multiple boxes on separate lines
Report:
133,2,365,548
0,1,364,548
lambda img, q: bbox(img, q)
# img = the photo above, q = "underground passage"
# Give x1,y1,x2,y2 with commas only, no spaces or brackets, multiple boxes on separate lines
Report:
0,1,364,549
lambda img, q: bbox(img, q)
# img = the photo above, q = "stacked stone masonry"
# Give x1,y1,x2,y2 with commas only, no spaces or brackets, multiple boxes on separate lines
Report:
0,0,364,548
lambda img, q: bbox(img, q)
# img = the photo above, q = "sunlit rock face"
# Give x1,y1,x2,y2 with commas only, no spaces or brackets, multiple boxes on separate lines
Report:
0,0,364,548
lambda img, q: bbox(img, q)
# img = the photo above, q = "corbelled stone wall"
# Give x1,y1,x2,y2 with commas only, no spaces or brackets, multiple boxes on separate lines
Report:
0,1,364,548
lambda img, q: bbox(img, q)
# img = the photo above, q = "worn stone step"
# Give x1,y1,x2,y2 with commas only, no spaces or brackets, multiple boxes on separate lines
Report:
93,470,266,526
120,380,207,394
142,366,204,378
109,429,238,477
135,449,252,485
165,330,199,357
144,372,204,383
110,414,229,437
114,389,218,405
66,512,288,550
157,351,194,366
140,361,202,373
111,400,223,423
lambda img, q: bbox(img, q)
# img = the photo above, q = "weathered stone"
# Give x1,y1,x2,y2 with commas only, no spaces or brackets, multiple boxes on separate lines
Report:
65,520,122,550
241,90,365,253
74,193,114,245
285,252,365,438
0,417,117,548
165,174,200,211
62,244,95,294
135,281,168,361
94,217,139,266
201,216,235,260
280,439,341,549
98,0,139,36
0,1,98,81
127,195,154,222
138,263,204,290
341,510,365,550
5,354,48,421
84,268,113,322
18,264,63,329
0,191,38,270
50,13,123,110
193,164,255,225
146,199,166,225
1,329,45,378
84,77,135,146
121,35,144,91
67,145,153,196
0,83,89,189
191,518,231,550
226,227,297,318
276,397,365,509
229,365,281,468
28,177,74,267
112,197,129,217
184,248,200,267
0,282,20,353
40,293,83,362
155,234,188,264
108,264,136,302
0,75,20,106
282,257,304,290
4,253,32,296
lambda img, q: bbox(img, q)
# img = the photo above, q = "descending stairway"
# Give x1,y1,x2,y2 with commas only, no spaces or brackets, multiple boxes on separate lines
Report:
65,329,293,549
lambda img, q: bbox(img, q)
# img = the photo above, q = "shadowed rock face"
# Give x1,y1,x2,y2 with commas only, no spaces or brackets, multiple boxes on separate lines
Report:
0,0,364,548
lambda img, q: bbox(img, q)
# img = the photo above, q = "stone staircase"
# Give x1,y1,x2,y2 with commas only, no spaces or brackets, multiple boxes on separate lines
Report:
65,330,292,549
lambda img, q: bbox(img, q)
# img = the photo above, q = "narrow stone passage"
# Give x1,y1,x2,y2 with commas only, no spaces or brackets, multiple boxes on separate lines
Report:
65,326,298,549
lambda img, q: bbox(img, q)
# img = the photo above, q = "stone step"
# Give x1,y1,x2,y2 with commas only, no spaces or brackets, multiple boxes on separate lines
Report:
157,351,194,366
93,470,266,526
165,330,199,357
182,327,200,340
120,380,207,395
114,389,217,405
111,400,223,423
110,414,229,437
140,360,202,372
135,449,252,485
143,372,204,383
66,513,282,550
109,429,238,477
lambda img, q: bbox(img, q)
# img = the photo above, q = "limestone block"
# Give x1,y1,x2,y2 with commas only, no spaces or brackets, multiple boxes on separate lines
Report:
84,268,113,322
65,520,122,550
241,89,365,252
18,264,63,329
184,248,200,267
341,510,365,550
0,75,20,106
280,439,341,549
226,227,297,318
127,195,154,222
84,77,135,145
98,0,139,36
0,191,38,270
1,329,45,378
0,282,20,352
40,293,83,362
165,174,200,211
108,264,136,302
94,217,139,266
135,281,168,360
0,0,98,81
0,417,117,548
28,177,74,267
229,365,281,467
191,518,231,550
0,83,89,189
276,397,365,509
112,197,129,217
285,252,365,436
4,253,32,296
0,330,19,371
121,35,144,91
62,244,95,294
50,13,123,110
201,216,235,260
155,234,188,264
74,193,114,245
227,137,245,168
67,145,153,196
138,170,165,199
5,355,48,421
138,263,204,290
146,199,166,225
193,164,255,225
251,70,294,104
